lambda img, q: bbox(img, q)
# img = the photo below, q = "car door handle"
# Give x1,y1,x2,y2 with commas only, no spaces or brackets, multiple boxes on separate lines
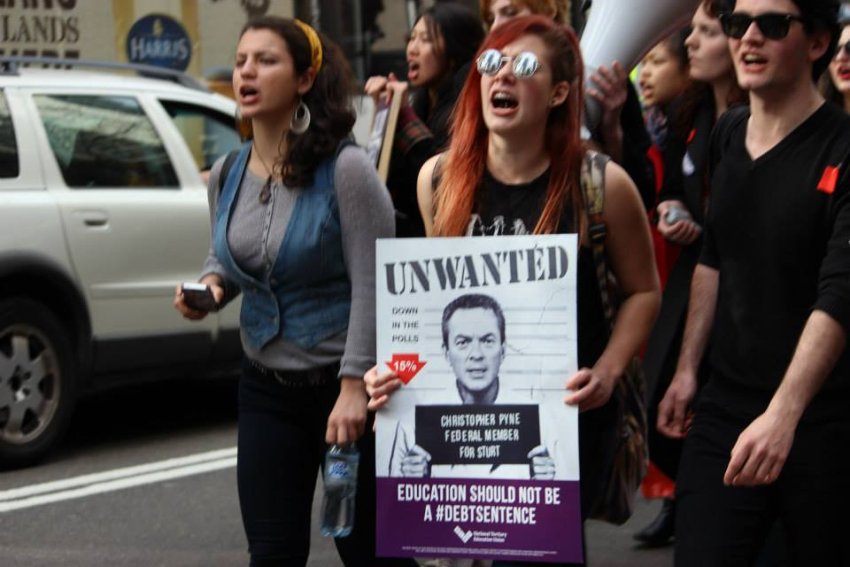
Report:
81,213,109,228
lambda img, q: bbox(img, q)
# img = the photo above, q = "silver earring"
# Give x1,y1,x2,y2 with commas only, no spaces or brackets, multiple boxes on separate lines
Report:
290,100,311,135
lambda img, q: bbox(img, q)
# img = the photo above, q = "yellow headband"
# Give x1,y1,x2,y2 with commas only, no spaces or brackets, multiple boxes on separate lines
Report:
294,19,323,75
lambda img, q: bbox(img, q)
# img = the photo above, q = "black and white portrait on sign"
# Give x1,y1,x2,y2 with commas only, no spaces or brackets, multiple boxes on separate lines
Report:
375,236,580,481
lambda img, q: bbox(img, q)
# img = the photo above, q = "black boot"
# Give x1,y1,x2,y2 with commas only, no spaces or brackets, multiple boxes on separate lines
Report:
633,498,675,547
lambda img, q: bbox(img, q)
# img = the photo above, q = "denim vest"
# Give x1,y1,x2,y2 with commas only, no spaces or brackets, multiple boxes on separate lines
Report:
213,143,351,350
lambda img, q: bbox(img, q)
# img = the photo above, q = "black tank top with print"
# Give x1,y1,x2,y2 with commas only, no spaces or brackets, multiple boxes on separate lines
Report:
469,168,609,368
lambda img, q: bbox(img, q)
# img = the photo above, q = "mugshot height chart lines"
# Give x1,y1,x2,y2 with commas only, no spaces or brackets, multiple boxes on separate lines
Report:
375,235,581,564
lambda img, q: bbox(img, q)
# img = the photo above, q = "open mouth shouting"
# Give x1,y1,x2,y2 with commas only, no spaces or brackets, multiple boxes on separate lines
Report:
639,81,654,104
239,85,260,105
407,60,420,82
490,90,518,115
740,52,768,71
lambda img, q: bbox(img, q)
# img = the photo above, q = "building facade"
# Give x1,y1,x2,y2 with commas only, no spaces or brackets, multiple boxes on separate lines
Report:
0,1,582,85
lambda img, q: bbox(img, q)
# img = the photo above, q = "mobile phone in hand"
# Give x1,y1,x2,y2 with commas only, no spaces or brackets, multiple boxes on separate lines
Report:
664,207,691,225
181,282,219,312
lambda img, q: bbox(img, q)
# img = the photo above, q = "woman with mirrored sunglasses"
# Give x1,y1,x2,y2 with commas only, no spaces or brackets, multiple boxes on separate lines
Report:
473,0,657,213
365,15,660,567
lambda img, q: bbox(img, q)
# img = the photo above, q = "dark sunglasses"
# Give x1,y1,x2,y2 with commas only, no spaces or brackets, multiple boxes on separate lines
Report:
835,42,850,58
719,12,805,40
476,49,541,79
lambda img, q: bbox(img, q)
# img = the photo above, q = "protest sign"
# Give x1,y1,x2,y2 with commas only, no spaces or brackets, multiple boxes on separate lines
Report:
375,235,582,563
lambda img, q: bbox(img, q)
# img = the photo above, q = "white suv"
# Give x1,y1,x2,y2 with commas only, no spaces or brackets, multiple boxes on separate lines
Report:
0,60,243,468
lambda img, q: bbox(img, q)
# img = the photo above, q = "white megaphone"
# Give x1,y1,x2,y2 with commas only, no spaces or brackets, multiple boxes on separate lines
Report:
580,0,702,133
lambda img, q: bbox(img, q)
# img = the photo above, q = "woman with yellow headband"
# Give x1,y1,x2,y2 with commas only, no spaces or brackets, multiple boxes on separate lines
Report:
174,16,417,567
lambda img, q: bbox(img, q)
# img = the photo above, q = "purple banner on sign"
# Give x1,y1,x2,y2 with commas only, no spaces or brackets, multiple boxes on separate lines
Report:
376,477,582,564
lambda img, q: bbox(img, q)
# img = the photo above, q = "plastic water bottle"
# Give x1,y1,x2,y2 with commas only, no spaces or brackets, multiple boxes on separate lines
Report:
320,443,359,537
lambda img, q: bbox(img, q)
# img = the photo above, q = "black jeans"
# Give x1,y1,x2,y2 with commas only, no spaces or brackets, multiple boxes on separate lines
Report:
236,360,418,567
675,391,850,567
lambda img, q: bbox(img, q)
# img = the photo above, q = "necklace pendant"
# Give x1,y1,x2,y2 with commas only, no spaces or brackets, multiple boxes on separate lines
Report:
259,177,272,204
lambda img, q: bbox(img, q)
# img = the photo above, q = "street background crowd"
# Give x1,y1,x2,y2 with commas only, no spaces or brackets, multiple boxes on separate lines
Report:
174,0,850,565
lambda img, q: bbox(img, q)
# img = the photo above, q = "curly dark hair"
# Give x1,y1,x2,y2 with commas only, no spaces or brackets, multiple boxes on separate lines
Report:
239,16,356,188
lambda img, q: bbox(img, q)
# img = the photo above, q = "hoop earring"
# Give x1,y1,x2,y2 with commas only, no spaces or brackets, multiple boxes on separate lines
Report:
290,100,311,135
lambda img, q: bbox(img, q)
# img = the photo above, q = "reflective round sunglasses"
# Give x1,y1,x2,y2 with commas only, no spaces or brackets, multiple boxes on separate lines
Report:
476,49,541,79
719,11,805,40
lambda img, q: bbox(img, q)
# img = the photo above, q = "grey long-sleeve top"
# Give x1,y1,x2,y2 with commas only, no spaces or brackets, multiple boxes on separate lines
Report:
201,145,394,379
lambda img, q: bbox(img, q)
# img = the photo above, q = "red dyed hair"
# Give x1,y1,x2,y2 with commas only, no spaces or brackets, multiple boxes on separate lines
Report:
433,15,585,237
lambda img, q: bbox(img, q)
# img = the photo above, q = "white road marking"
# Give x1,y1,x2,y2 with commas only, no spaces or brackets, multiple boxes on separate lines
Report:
0,447,237,513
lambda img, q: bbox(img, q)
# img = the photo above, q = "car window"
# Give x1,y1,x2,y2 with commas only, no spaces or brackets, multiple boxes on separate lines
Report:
33,94,179,189
0,91,20,178
160,100,241,171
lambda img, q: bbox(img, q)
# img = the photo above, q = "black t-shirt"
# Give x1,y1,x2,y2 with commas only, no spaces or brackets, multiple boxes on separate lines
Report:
471,168,609,369
701,103,850,420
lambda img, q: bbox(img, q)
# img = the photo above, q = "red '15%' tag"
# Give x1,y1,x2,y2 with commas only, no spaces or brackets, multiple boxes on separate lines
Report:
385,353,426,384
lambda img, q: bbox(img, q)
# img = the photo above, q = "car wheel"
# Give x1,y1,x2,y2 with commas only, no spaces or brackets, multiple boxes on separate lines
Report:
0,298,76,468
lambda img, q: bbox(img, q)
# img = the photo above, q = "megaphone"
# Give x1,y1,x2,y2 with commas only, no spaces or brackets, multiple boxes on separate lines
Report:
580,0,702,131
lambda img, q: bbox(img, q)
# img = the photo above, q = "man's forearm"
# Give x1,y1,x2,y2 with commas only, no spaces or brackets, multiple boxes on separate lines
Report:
767,310,847,422
676,264,719,373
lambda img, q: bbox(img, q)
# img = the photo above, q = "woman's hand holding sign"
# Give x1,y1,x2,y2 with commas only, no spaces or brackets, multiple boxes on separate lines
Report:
364,364,403,412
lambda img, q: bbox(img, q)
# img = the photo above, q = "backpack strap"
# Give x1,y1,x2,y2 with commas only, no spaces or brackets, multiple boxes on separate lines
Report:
579,150,616,330
217,148,240,194
581,150,651,526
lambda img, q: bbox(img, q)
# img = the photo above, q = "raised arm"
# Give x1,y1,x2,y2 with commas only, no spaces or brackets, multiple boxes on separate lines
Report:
586,62,627,164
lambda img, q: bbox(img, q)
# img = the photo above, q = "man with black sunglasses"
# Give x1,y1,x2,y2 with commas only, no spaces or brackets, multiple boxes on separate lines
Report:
719,10,806,40
657,0,850,564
